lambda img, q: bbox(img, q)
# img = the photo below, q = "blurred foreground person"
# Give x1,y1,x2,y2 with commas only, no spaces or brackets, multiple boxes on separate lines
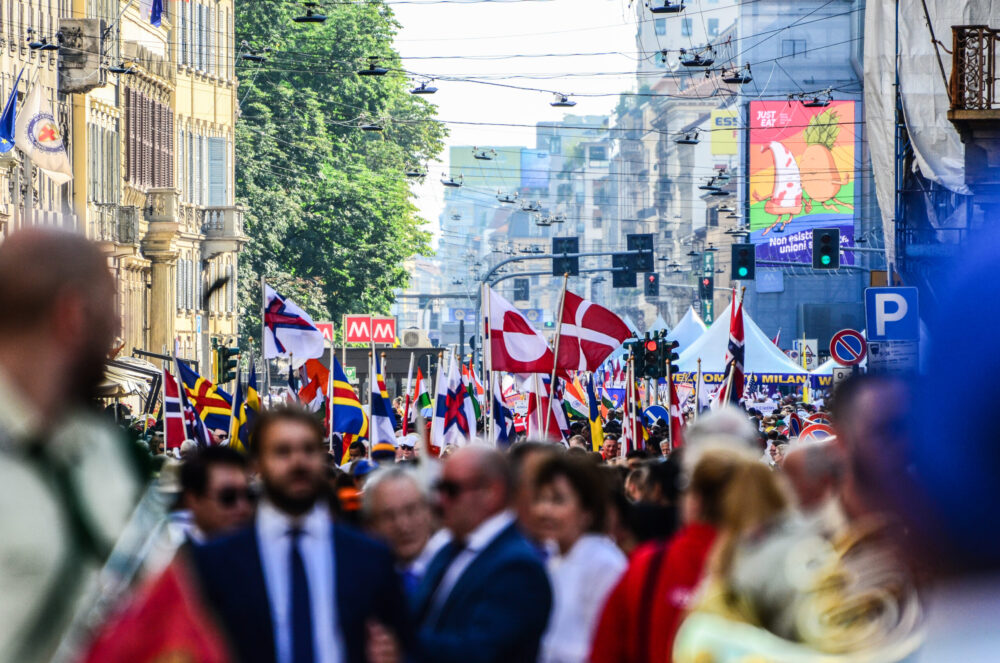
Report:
532,455,625,663
190,407,409,663
674,378,922,661
590,448,742,663
178,446,255,542
363,467,448,595
0,230,143,663
412,446,552,663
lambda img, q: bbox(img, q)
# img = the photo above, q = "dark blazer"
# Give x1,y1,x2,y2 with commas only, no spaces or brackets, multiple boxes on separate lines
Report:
189,521,410,663
411,521,552,663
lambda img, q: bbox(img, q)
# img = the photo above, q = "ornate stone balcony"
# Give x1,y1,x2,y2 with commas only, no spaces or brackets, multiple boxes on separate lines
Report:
90,204,141,257
200,206,247,258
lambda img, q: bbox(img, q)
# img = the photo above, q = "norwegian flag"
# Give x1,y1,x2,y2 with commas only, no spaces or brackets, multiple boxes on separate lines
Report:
520,374,567,442
487,286,554,374
556,290,632,373
162,368,186,451
718,292,745,404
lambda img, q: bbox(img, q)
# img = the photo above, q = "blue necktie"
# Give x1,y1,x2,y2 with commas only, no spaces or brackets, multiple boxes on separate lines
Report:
289,527,315,663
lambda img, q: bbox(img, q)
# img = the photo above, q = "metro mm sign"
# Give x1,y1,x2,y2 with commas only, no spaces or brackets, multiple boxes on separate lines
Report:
345,315,397,344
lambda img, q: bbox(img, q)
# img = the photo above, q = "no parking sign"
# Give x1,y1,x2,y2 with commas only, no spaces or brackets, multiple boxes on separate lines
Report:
830,329,867,367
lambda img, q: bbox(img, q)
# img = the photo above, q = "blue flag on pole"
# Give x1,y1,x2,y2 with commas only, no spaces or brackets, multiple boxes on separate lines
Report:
150,0,163,27
0,68,24,154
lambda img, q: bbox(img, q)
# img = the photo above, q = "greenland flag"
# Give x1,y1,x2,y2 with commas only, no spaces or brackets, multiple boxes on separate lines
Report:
487,286,553,374
556,290,632,372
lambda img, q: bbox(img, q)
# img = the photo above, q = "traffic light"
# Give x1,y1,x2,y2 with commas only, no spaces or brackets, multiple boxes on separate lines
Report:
552,237,580,276
731,243,756,280
216,345,239,384
812,228,840,269
627,233,655,272
624,338,645,377
612,253,636,288
644,272,659,297
698,274,714,299
642,335,660,379
661,337,680,376
513,277,529,301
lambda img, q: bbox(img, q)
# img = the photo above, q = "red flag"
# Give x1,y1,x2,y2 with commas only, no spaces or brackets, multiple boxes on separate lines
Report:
487,286,554,374
298,358,329,413
556,290,632,372
80,556,232,663
162,368,185,450
668,372,685,448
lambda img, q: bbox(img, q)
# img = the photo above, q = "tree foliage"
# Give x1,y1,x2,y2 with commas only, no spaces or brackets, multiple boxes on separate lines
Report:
235,1,446,347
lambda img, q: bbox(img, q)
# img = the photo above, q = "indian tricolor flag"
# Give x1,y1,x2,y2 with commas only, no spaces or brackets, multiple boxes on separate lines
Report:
563,377,588,420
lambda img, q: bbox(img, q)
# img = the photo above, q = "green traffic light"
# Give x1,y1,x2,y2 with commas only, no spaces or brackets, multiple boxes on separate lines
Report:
821,255,831,265
738,266,748,277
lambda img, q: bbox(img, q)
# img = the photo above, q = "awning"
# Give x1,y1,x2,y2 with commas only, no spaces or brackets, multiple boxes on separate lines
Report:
98,357,161,400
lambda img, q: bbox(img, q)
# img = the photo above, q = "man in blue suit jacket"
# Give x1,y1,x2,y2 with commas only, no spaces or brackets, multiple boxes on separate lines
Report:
189,407,409,663
411,446,552,663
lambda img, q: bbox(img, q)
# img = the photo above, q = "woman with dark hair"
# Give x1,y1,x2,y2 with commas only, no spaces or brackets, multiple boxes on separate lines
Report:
532,455,627,663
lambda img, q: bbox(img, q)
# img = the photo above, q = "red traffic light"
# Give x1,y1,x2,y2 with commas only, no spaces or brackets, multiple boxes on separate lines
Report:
644,340,658,352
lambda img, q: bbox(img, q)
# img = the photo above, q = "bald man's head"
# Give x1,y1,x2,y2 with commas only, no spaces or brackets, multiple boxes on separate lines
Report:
0,229,118,404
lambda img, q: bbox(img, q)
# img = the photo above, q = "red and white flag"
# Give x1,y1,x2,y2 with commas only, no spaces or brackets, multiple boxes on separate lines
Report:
162,368,185,450
556,290,632,373
668,372,685,447
520,374,567,442
297,358,329,413
487,286,554,374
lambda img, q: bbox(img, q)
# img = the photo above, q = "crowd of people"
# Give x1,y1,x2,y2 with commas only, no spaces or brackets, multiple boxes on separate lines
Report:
2,228,999,663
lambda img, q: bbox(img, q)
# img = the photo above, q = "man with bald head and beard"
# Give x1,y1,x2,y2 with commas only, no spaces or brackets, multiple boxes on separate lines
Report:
0,229,144,663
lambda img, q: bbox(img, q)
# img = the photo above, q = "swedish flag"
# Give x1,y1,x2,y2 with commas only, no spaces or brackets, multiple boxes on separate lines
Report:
176,360,233,433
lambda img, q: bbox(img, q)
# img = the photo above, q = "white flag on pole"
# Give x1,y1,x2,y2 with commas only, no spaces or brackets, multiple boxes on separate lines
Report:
14,76,72,183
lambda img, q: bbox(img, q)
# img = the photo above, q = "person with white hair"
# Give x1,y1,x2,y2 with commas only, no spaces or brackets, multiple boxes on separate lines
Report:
363,466,448,595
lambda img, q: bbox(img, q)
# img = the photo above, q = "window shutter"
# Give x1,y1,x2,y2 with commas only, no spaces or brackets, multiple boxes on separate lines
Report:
207,6,214,75
188,131,195,203
207,137,226,206
177,128,184,194
200,135,209,205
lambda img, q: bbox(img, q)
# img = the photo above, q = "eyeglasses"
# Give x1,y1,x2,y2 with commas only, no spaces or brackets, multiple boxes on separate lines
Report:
434,477,485,499
213,487,255,508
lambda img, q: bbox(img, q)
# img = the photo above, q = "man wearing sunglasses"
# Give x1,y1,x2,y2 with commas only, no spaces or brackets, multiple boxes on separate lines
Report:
179,446,255,542
410,446,552,663
190,406,410,663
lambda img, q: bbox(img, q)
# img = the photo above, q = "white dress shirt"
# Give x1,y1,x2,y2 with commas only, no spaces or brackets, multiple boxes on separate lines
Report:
256,500,343,663
406,527,452,580
540,534,627,663
426,510,516,620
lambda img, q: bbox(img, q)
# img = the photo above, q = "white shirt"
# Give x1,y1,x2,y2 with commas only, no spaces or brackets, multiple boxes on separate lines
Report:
427,510,516,619
406,527,452,580
540,534,627,663
256,500,343,663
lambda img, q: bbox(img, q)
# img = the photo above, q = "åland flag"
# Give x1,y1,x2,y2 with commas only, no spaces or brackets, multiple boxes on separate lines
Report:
369,354,397,445
331,357,368,463
176,359,233,434
587,374,605,452
229,364,261,453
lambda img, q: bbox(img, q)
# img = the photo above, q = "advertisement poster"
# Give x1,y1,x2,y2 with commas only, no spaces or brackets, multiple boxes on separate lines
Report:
748,100,856,264
711,109,739,155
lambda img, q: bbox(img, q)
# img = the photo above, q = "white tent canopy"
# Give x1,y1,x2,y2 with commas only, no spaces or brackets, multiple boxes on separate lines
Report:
677,304,811,376
648,314,669,334
667,307,708,353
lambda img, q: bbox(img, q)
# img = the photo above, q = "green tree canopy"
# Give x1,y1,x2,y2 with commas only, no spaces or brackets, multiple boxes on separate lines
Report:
235,1,446,347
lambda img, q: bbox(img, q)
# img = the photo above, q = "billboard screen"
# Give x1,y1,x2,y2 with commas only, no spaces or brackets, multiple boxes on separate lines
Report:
710,109,739,155
520,149,551,191
747,100,856,264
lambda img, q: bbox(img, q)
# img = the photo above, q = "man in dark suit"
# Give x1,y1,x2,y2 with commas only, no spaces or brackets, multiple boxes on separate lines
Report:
411,446,552,663
189,406,409,663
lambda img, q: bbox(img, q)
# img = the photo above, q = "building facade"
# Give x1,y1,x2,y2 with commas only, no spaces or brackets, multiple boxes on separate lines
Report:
0,1,244,377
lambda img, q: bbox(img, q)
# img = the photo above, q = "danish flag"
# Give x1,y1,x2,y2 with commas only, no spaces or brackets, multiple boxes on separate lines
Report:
556,290,632,372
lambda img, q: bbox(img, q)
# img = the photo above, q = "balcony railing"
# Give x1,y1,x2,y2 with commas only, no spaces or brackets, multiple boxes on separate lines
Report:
199,206,244,237
90,204,140,245
951,25,1000,111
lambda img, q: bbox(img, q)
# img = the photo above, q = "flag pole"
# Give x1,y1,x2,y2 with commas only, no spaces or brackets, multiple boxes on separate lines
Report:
695,358,702,420
545,274,569,438
665,355,673,452
327,340,335,452
483,282,495,445
260,277,270,405
341,313,347,383
403,351,415,435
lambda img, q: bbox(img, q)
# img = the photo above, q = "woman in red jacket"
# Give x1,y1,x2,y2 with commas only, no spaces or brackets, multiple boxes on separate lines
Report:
588,449,745,663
